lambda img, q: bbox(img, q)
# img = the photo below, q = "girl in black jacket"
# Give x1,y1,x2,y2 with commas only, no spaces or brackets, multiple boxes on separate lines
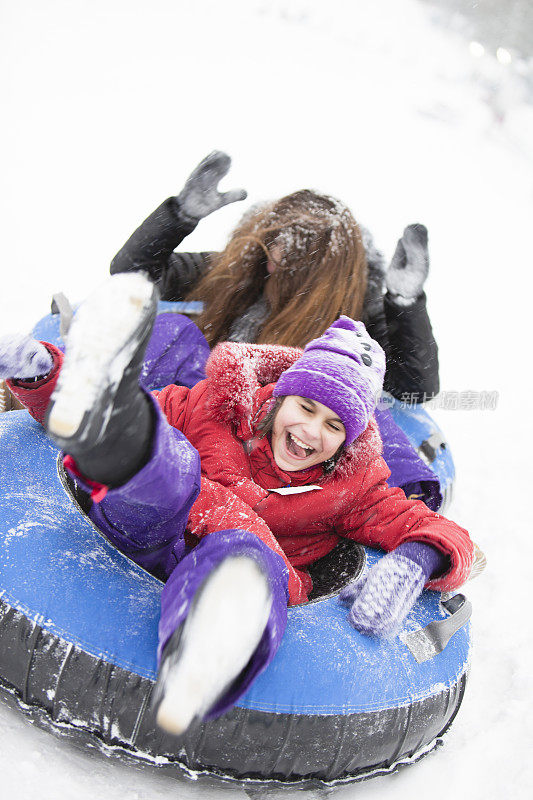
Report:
111,151,439,402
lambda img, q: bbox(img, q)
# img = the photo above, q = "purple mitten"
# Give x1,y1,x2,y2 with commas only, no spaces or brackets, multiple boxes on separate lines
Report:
0,334,53,380
341,542,447,638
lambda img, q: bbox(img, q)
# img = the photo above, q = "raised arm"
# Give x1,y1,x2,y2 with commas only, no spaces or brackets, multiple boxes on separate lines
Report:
383,224,439,401
110,151,247,300
363,223,439,402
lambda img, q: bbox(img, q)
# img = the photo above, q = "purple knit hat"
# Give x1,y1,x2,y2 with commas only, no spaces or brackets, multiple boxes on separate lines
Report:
273,316,385,445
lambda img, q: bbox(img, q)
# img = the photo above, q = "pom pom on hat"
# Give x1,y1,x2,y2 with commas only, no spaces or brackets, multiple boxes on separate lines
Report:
273,316,385,445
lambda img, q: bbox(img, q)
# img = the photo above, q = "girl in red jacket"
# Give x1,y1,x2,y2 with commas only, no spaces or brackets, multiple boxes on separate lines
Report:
0,273,474,736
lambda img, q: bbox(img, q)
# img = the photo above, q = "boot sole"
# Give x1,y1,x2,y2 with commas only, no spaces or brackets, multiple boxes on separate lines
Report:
155,556,272,735
46,273,157,445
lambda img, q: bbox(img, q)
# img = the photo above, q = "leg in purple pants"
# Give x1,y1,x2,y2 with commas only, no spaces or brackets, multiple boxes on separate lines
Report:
140,312,209,390
159,529,289,719
374,406,442,511
80,394,202,579
65,396,289,717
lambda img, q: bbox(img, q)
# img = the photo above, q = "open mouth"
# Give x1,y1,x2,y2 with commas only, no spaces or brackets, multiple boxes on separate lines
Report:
285,431,316,459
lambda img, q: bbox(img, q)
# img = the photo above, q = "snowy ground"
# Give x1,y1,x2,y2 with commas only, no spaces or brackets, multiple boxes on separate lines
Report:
1,1,533,798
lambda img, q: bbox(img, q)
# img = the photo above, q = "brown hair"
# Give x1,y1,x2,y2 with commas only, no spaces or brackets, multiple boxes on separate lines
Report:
187,190,368,349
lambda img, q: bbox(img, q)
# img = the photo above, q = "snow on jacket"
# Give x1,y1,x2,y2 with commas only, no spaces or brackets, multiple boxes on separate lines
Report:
110,197,440,401
9,341,472,606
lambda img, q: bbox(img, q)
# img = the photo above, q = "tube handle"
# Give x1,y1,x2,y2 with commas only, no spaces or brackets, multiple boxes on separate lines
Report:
400,594,472,664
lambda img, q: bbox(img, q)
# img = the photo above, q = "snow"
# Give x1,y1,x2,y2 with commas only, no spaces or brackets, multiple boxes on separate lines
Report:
1,0,533,798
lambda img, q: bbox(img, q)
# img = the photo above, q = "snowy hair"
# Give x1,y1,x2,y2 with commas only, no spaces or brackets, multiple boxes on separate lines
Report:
187,190,368,349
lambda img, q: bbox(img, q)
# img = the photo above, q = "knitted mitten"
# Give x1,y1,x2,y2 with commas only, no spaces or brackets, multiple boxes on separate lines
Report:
0,334,53,380
177,151,247,224
340,542,446,637
385,223,429,306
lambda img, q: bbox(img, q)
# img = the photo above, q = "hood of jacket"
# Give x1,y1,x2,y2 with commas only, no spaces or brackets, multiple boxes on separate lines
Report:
204,341,383,482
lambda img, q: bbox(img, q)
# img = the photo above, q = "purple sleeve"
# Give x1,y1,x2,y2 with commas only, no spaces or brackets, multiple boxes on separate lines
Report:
394,540,449,580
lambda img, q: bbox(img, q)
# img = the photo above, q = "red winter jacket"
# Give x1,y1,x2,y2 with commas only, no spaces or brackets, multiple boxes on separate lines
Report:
155,342,473,603
9,341,474,606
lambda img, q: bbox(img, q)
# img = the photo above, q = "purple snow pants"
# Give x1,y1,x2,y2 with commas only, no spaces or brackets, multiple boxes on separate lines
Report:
140,312,210,390
66,395,289,720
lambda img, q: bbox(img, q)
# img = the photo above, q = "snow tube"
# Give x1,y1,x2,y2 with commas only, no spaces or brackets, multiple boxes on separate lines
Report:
0,409,471,786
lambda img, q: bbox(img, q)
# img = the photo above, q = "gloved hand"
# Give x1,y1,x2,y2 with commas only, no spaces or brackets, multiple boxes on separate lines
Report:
0,334,53,380
176,151,247,223
385,223,429,306
340,541,445,637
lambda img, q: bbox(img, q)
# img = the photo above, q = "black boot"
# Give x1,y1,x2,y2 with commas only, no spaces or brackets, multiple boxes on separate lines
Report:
45,273,159,486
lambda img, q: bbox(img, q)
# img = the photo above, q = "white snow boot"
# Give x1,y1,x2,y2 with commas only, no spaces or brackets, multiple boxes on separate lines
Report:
46,272,157,444
45,272,158,485
154,556,272,736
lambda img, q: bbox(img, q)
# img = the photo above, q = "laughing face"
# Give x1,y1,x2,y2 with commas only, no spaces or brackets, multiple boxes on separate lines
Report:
271,396,346,472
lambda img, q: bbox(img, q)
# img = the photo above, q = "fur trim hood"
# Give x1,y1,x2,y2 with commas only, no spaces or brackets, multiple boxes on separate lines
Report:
205,342,383,478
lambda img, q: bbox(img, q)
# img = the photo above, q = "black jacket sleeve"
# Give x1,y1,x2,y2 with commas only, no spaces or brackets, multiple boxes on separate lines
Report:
363,297,390,361
110,197,215,300
382,292,440,401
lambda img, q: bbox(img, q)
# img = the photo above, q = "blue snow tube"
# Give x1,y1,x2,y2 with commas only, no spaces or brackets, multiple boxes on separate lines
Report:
0,410,471,786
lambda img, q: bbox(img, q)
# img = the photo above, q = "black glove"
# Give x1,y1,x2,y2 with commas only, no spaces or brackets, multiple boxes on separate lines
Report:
176,151,247,223
385,223,429,305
